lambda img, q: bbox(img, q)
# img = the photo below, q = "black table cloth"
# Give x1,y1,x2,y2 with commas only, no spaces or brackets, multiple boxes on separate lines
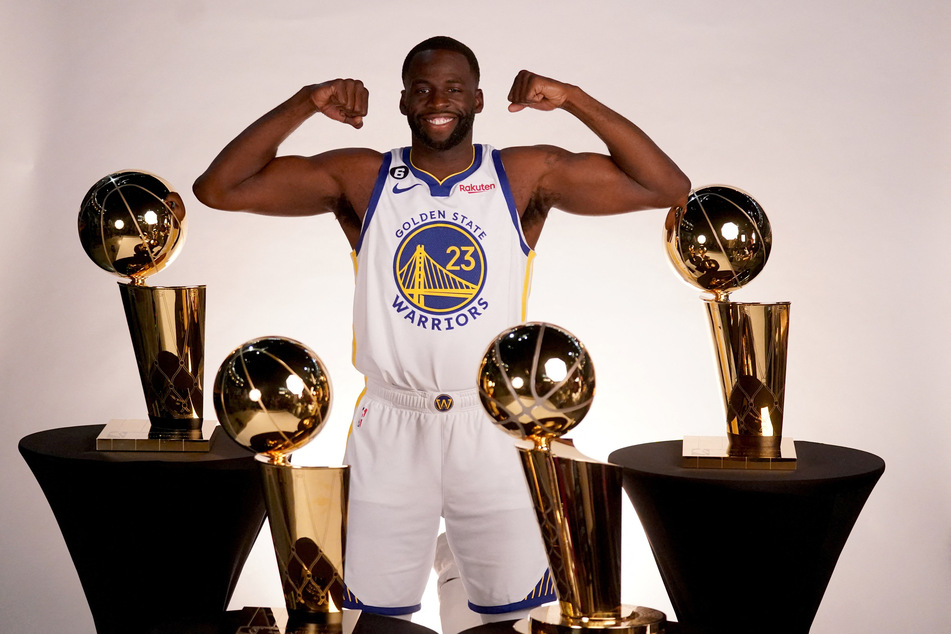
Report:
610,440,884,634
20,424,267,634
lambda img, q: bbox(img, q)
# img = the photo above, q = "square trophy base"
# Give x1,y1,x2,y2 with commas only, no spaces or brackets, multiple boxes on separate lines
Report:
518,605,666,634
96,419,218,452
681,435,797,470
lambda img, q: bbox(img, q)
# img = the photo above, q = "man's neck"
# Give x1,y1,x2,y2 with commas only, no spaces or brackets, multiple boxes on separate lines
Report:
408,142,476,181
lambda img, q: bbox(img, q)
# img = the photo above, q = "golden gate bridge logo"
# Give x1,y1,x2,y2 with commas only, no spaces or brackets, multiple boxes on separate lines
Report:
394,222,486,314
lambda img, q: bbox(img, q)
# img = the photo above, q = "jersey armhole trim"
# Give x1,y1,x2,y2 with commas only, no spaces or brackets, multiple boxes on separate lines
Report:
491,148,531,256
355,152,393,255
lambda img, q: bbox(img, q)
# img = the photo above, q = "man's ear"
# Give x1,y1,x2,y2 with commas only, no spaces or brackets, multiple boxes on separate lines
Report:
399,90,407,115
475,88,484,114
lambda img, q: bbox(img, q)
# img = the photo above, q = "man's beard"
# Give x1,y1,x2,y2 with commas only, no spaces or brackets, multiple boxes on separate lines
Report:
408,111,476,151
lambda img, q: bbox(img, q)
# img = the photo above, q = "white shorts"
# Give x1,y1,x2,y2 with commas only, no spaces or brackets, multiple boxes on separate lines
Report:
341,379,554,615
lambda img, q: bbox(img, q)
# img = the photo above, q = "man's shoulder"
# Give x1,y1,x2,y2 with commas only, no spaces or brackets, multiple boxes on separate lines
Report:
311,147,386,165
498,144,569,164
307,147,386,183
497,145,568,179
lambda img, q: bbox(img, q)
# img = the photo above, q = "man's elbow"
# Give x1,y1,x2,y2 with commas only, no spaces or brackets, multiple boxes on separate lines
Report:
655,172,691,209
192,174,233,211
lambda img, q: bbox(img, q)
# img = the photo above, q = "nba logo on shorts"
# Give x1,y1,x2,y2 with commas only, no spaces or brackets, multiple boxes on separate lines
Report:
434,394,453,412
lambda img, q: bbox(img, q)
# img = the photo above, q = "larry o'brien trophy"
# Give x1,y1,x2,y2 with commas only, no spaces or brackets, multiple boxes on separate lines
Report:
214,336,346,632
77,170,212,451
478,323,666,634
665,185,795,468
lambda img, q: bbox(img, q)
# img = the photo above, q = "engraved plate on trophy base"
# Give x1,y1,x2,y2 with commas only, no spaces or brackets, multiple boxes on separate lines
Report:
681,435,797,470
523,604,666,634
96,418,218,452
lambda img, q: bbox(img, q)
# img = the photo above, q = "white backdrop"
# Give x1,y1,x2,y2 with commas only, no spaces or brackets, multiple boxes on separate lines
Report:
2,1,949,631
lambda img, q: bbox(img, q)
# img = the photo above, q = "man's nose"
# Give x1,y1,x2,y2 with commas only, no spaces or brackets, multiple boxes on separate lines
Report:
428,91,450,108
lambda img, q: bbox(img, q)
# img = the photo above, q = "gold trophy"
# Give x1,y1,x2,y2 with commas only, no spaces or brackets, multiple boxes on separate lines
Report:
478,322,666,633
78,170,213,451
214,336,346,632
665,185,795,468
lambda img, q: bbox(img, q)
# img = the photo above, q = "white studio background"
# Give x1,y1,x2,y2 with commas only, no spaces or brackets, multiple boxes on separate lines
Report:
2,1,949,631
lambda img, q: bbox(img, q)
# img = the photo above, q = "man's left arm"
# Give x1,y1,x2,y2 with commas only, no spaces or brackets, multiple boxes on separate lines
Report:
506,70,691,217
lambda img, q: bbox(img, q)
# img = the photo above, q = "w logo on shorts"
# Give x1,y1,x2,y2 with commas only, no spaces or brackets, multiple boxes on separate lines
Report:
434,394,453,412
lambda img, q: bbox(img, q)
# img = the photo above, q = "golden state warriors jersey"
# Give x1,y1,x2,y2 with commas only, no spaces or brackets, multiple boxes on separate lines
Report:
352,145,534,392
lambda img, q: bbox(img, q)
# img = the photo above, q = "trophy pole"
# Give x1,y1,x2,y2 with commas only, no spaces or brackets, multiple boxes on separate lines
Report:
704,300,793,463
519,445,665,633
97,283,215,451
257,456,349,630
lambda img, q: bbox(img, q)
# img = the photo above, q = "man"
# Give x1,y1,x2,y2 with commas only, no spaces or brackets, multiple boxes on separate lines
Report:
194,36,689,630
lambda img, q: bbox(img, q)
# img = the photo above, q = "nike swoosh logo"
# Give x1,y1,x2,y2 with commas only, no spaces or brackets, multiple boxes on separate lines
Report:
392,183,421,194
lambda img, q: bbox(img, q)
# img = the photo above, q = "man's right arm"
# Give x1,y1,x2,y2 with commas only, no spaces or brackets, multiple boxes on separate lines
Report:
192,80,381,225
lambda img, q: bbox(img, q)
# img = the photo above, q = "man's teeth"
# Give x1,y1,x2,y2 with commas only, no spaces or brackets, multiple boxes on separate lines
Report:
427,116,453,125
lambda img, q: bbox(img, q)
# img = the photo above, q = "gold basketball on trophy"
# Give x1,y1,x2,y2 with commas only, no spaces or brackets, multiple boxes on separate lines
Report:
78,170,186,282
478,322,595,449
665,185,771,300
214,337,333,461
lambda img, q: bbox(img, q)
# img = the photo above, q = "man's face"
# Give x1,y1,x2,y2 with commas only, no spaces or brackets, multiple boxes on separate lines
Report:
400,49,483,152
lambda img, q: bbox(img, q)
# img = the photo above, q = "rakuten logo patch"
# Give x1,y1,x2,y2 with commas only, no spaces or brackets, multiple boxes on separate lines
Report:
458,183,496,194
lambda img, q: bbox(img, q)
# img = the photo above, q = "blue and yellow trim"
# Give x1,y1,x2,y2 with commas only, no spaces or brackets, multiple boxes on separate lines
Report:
354,152,393,255
404,145,482,197
342,585,421,616
468,569,556,615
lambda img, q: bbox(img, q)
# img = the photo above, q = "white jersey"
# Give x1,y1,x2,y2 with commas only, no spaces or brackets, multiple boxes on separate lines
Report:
352,144,534,392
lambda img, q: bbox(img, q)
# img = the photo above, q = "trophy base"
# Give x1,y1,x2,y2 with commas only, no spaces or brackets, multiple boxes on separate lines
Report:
681,435,797,470
522,605,666,633
96,419,218,452
227,607,343,634
285,610,342,633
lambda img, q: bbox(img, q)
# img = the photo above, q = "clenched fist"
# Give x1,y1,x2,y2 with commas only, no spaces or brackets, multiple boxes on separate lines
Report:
507,70,574,112
309,79,369,128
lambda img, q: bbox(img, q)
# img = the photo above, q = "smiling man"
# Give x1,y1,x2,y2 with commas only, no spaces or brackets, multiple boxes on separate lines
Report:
194,35,689,631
